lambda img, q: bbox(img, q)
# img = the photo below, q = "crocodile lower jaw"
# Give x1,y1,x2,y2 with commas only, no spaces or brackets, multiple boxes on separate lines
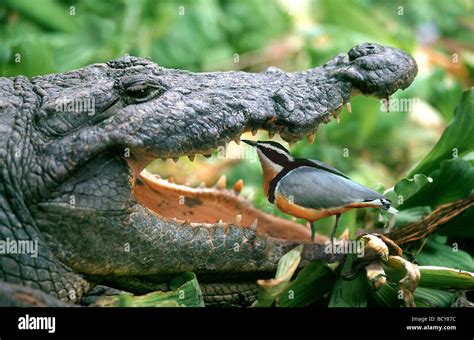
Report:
133,169,328,242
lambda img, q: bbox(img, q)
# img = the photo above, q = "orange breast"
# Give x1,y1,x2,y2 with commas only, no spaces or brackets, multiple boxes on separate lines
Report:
260,160,280,198
274,193,380,221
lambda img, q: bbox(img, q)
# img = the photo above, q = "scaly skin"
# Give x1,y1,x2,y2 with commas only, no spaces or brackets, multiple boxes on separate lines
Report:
0,43,417,306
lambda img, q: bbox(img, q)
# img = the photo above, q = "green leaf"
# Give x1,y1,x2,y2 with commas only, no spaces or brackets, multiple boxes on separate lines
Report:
419,266,474,290
4,0,76,32
278,261,337,307
403,158,474,209
252,245,303,307
413,287,456,307
275,245,303,279
384,174,433,209
414,235,474,272
369,283,402,307
408,88,474,177
393,206,432,228
439,207,474,239
329,273,368,307
114,272,204,307
371,283,457,307
329,253,368,307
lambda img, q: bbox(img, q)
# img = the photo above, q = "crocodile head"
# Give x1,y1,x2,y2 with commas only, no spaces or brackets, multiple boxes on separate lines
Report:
0,43,416,301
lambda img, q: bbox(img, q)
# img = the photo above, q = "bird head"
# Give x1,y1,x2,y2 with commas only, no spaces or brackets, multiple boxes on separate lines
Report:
242,140,293,174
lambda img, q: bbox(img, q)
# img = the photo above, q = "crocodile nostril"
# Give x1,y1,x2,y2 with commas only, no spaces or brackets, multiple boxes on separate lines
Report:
348,43,383,61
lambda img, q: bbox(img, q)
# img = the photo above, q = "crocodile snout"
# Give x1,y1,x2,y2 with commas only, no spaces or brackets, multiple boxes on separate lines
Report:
341,43,418,98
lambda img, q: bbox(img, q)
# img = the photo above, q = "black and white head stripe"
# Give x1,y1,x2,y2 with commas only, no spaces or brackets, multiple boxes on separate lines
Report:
256,141,293,165
257,141,289,154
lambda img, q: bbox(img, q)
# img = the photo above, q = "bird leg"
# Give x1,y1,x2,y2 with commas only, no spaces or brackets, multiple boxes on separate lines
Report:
330,214,341,242
310,221,316,242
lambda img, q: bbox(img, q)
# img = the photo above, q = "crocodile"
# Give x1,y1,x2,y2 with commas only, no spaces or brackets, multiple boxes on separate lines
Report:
0,43,417,306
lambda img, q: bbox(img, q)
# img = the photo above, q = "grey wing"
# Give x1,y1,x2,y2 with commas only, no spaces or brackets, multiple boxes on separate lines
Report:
307,159,350,179
276,166,385,209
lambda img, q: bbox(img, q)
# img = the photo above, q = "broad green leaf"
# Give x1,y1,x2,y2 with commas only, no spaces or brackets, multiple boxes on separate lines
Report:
439,207,474,239
4,0,76,32
101,272,204,307
369,283,402,307
414,287,456,307
414,235,474,272
371,283,457,307
329,273,368,307
393,206,432,228
384,174,433,209
278,261,337,307
384,256,420,307
403,158,474,209
419,266,474,290
408,89,474,177
252,245,303,307
275,245,303,279
2,36,57,77
329,253,368,307
319,0,412,48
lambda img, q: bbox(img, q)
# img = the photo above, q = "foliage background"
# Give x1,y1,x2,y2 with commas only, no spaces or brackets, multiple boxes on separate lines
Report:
1,0,473,306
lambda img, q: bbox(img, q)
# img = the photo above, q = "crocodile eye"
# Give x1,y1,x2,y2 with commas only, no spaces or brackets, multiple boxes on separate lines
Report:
125,83,154,99
119,76,166,103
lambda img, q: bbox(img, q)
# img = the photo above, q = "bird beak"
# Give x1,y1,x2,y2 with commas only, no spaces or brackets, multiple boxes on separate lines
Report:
241,139,257,146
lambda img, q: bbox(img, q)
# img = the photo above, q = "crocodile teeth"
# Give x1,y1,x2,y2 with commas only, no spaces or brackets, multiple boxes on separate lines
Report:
188,155,195,161
232,179,244,193
344,102,352,113
168,177,175,183
249,218,258,231
268,132,275,139
306,133,316,144
173,157,179,163
251,129,258,136
215,175,227,189
234,214,242,226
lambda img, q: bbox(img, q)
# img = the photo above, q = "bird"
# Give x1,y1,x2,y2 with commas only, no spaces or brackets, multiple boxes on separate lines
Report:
242,140,398,242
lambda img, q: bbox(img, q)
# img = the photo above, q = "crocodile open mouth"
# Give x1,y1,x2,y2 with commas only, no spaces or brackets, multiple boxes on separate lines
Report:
115,42,417,244
128,129,340,243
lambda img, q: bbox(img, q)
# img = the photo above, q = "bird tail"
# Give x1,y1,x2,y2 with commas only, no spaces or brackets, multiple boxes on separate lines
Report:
386,206,399,214
380,198,398,214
